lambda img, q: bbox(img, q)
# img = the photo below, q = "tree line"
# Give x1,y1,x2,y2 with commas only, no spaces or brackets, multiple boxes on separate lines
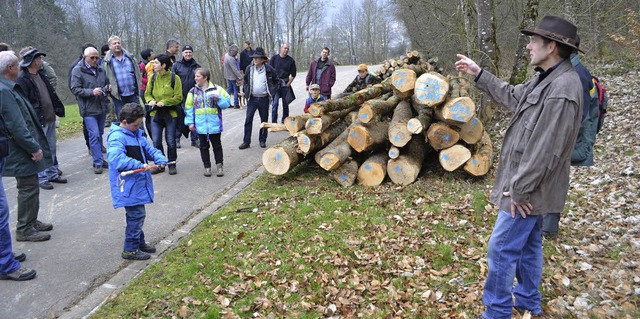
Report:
0,0,403,104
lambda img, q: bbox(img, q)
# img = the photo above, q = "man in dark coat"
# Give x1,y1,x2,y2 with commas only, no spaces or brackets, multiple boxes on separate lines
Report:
305,47,336,100
172,45,201,148
16,48,67,190
0,50,53,243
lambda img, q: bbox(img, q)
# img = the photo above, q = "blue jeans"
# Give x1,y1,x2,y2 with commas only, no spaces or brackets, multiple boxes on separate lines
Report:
243,96,269,145
482,210,543,319
83,114,106,166
150,115,177,167
38,122,60,184
227,79,239,107
112,94,140,122
542,213,560,234
0,159,20,275
124,205,146,252
271,86,290,123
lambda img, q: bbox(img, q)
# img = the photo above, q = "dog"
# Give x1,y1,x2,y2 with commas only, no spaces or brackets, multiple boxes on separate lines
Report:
237,84,247,109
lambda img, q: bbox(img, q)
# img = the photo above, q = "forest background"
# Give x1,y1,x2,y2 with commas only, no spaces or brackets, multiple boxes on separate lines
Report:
0,0,638,106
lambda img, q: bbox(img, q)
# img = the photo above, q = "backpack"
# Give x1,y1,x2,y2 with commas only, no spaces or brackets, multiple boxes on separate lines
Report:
591,76,608,133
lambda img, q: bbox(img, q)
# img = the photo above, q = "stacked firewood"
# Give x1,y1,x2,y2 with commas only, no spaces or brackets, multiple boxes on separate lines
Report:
261,52,493,187
375,51,443,80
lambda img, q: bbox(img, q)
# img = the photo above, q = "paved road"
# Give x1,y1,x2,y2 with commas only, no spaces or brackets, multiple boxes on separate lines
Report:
1,64,377,319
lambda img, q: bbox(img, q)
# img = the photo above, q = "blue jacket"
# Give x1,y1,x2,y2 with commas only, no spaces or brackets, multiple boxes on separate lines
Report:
107,123,167,209
184,82,231,134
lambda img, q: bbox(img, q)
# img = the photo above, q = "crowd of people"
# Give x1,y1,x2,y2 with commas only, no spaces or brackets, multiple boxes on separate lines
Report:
0,15,601,319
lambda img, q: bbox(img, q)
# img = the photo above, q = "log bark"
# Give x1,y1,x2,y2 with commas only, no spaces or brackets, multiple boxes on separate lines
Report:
314,130,352,171
407,108,433,134
297,120,347,155
284,114,312,135
387,135,427,186
438,144,471,172
391,69,417,99
357,151,388,186
357,95,401,124
308,78,392,117
435,97,476,125
329,158,359,187
262,136,304,175
426,122,460,150
260,122,287,132
455,116,484,144
414,72,449,107
388,101,414,147
464,131,493,176
348,120,389,153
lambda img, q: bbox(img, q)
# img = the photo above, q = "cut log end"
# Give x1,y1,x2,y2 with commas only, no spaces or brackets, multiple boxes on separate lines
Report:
262,147,293,175
439,145,471,172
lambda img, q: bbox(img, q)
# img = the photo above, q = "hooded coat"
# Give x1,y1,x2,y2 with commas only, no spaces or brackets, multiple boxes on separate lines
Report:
107,123,167,209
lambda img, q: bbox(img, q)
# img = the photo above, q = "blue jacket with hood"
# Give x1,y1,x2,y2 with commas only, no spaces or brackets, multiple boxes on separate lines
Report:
107,123,167,209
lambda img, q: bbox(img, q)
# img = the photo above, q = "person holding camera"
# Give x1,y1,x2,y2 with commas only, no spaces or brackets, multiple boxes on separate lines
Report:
70,46,111,174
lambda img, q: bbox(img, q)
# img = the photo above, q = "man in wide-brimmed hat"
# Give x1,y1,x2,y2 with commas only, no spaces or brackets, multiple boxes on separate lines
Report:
238,47,278,150
455,15,583,319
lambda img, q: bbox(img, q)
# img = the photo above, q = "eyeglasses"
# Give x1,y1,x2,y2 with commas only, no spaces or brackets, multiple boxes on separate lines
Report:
89,56,99,60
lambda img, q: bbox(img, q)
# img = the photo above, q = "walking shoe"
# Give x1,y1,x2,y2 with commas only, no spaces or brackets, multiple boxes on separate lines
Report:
176,139,181,149
102,161,109,168
121,250,150,260
49,177,67,184
150,166,165,174
39,181,54,190
216,163,224,177
57,168,63,176
139,242,156,253
238,143,250,150
168,166,177,175
260,141,266,148
0,267,37,281
93,165,103,174
34,220,53,231
204,167,212,177
16,230,50,242
101,145,107,153
13,252,26,262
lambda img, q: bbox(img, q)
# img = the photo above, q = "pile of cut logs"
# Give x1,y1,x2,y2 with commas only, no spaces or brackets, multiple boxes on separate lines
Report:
261,53,493,187
375,51,443,80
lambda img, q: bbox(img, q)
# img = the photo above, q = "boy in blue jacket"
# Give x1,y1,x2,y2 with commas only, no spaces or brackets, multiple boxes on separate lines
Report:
107,103,168,260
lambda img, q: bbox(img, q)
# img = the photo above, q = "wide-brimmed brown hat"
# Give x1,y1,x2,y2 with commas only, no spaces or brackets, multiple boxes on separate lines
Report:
521,15,582,52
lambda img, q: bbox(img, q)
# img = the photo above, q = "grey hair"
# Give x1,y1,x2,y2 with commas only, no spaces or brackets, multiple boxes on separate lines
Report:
108,35,121,45
0,50,18,75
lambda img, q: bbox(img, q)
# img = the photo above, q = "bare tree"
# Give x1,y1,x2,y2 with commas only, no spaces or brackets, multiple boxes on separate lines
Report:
509,0,538,84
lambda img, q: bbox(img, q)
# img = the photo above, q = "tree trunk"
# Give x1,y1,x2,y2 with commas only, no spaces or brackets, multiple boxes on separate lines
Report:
284,114,313,135
426,122,460,150
439,144,471,172
387,135,428,186
434,97,476,125
509,0,538,84
315,130,352,171
358,95,401,124
357,151,388,186
464,131,493,176
388,146,400,159
388,101,415,147
414,72,450,107
348,120,390,153
329,158,359,187
262,136,304,175
297,120,348,155
391,69,417,99
308,78,393,117
305,107,356,134
475,0,500,124
260,122,288,132
454,116,484,144
407,108,433,134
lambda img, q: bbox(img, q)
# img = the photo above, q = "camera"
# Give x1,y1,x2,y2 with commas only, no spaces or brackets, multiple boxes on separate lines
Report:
101,85,111,96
